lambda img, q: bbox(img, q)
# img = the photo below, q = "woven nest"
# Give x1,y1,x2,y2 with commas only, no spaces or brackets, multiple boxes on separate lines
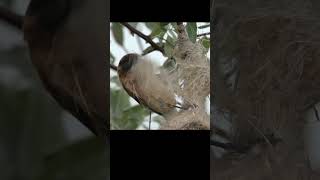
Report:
216,13,320,144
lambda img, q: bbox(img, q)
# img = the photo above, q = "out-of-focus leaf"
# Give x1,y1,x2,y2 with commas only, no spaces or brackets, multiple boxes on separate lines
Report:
110,52,115,64
163,35,175,57
149,23,162,38
160,22,169,28
200,37,210,50
41,137,109,180
148,22,168,40
110,76,121,87
114,105,148,130
142,42,164,56
128,22,138,28
162,57,176,71
186,22,197,43
110,89,131,119
145,22,158,30
152,115,165,124
164,43,173,58
170,23,178,31
142,46,155,55
111,23,123,46
168,29,177,40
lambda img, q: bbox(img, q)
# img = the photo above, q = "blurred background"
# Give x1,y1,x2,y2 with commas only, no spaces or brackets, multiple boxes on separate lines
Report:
0,0,109,179
110,22,210,130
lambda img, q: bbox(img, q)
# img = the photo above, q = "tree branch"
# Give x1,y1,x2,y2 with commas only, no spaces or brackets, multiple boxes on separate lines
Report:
110,64,117,71
0,6,23,29
211,140,240,151
197,32,210,37
120,22,165,54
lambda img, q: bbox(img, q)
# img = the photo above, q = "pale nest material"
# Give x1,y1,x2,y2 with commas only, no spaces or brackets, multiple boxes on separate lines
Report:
160,23,210,130
215,12,320,145
161,109,210,130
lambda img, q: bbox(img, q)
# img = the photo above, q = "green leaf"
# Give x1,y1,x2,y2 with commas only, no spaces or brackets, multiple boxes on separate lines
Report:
163,35,175,57
148,23,169,40
128,22,138,28
142,46,155,55
110,89,131,119
167,29,177,40
145,22,158,30
164,42,173,57
160,22,169,28
186,22,197,43
149,23,163,39
199,37,210,53
201,37,210,49
170,23,178,31
111,23,123,45
162,57,176,71
110,52,115,64
142,42,164,55
110,76,121,87
115,105,149,130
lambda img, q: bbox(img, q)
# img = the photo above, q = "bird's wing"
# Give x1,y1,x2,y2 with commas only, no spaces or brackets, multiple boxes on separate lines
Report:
120,75,143,105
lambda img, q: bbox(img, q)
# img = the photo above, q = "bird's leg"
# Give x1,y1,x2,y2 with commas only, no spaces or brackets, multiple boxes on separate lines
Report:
149,111,152,130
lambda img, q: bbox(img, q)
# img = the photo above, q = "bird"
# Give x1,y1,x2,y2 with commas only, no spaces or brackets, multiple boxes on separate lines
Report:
22,0,108,137
117,53,191,116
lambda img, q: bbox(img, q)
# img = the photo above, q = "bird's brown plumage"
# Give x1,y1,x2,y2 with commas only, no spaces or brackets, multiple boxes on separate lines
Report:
23,0,108,136
117,53,178,115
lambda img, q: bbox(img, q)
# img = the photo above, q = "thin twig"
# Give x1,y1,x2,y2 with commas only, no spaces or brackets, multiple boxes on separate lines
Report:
149,111,151,130
197,32,210,37
0,6,23,29
211,140,247,153
120,22,165,54
110,64,117,71
313,106,320,121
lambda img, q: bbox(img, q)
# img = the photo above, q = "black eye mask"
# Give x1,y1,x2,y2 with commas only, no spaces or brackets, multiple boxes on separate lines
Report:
119,53,139,72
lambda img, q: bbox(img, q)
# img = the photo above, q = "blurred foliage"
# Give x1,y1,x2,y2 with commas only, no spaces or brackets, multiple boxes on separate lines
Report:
110,22,210,130
111,23,123,46
110,76,149,130
0,0,109,179
42,137,109,180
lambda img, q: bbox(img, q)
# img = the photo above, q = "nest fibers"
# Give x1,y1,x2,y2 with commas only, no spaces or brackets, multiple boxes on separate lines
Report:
215,13,320,145
160,23,210,130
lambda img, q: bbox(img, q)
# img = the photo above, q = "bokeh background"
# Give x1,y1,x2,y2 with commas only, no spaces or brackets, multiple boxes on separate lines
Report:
0,1,109,179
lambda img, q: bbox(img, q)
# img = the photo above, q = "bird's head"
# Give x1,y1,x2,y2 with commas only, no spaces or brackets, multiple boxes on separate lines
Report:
117,53,139,73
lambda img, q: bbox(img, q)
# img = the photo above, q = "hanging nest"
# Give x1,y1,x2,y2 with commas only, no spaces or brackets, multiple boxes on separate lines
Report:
160,23,210,130
215,12,320,146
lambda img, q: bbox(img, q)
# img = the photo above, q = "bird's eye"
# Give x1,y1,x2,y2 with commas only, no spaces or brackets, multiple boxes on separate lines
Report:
119,57,133,72
119,54,138,72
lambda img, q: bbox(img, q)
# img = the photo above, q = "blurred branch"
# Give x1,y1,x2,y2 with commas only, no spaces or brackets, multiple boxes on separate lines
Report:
120,22,165,54
211,140,240,151
0,6,23,29
141,47,156,56
197,32,210,37
110,64,117,71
